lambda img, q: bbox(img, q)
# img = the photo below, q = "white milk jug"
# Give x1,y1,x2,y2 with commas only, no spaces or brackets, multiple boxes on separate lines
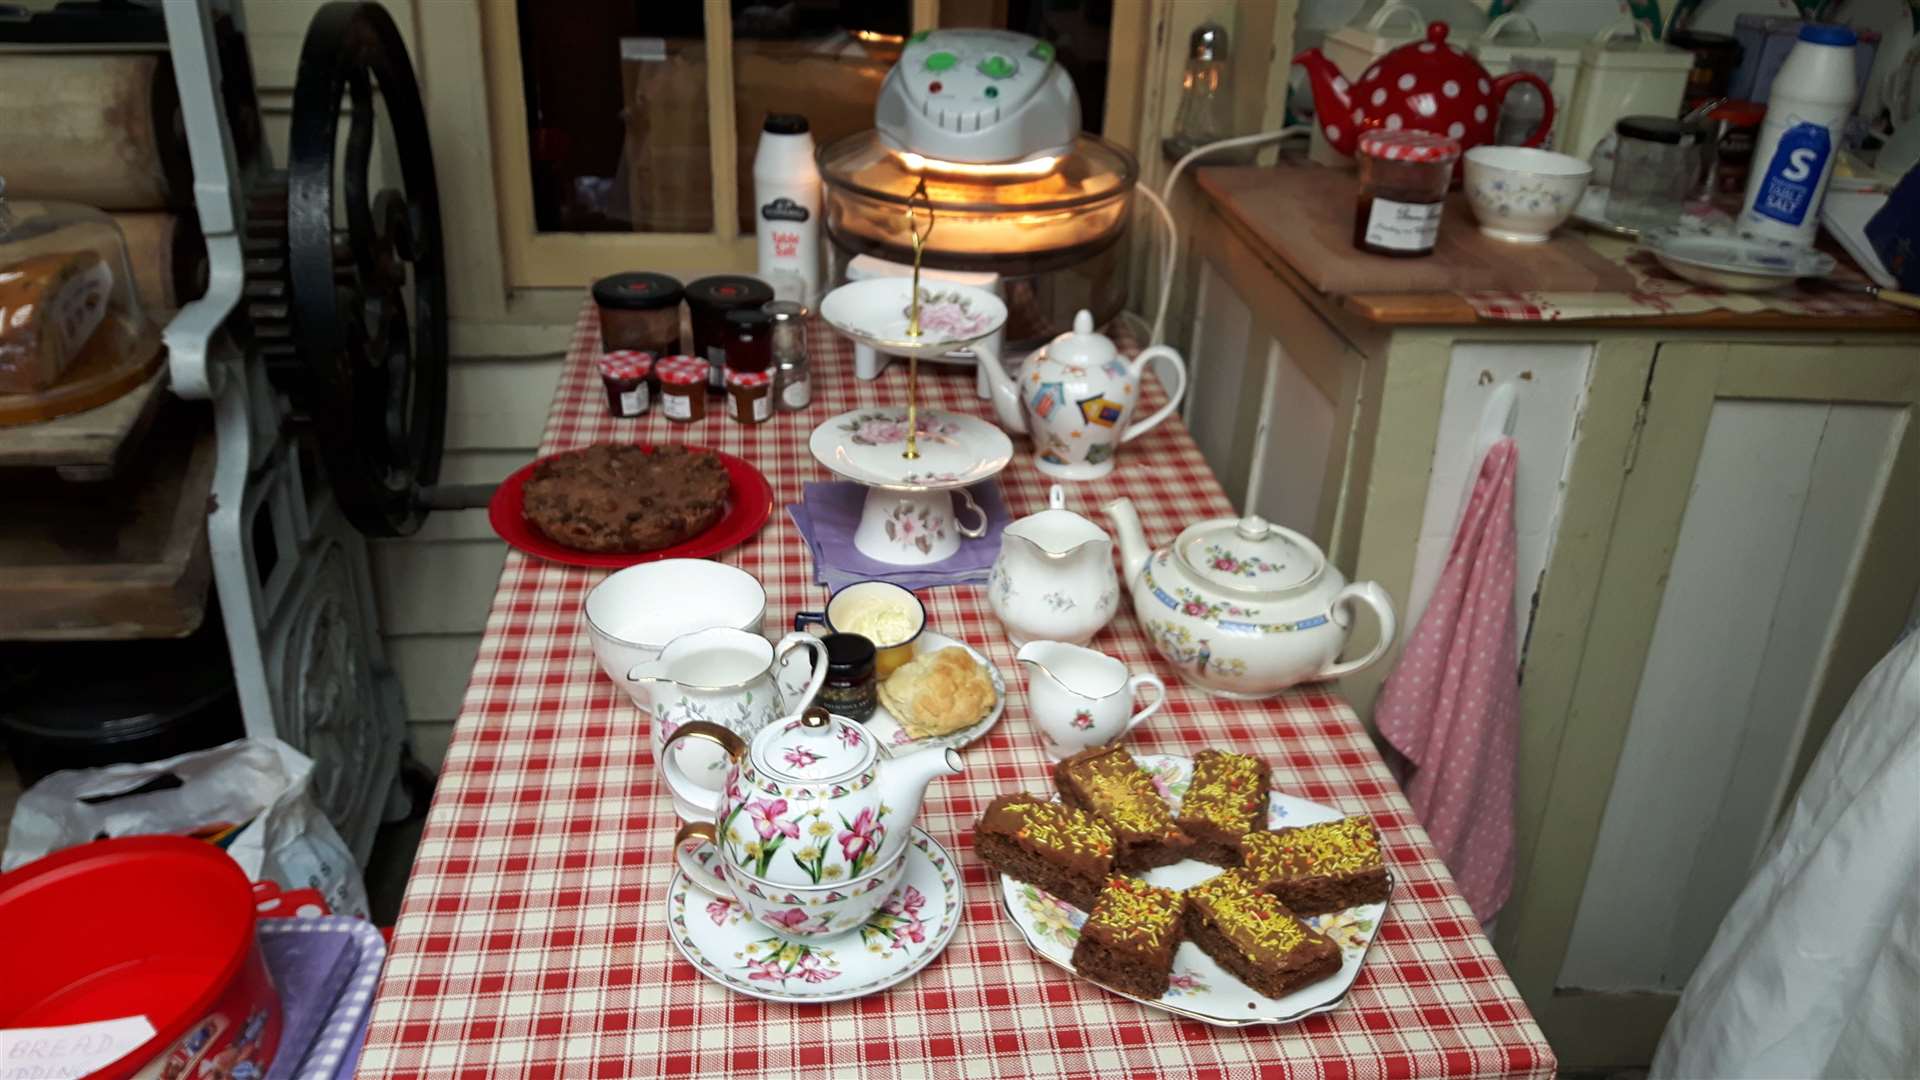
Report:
1740,24,1857,247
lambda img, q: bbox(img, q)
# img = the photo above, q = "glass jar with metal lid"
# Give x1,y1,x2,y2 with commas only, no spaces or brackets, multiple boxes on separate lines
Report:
763,300,811,412
1607,115,1706,232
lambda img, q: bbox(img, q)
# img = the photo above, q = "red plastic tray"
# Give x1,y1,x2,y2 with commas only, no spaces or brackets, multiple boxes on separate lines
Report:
487,445,774,569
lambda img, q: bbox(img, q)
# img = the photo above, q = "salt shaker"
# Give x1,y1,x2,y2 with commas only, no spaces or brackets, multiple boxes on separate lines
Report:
765,299,812,411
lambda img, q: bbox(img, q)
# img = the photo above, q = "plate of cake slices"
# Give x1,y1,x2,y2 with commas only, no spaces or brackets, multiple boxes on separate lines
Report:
986,747,1393,1028
488,443,773,568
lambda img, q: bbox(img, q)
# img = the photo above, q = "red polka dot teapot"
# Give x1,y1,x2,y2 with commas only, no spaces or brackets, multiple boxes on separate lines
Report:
1294,22,1554,160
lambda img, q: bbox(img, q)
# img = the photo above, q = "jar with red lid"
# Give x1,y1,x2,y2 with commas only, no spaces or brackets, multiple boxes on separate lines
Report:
656,355,709,422
592,272,683,356
597,350,653,417
685,275,773,396
725,368,773,425
1353,129,1462,258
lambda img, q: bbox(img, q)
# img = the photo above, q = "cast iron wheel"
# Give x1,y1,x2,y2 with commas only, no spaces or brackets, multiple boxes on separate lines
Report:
279,0,447,537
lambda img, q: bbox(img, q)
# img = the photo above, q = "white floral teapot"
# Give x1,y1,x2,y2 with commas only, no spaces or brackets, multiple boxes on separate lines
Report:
980,310,1188,479
1106,498,1398,699
660,707,963,886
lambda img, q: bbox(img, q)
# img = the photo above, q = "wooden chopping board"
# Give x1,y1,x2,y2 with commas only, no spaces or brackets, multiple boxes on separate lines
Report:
1196,164,1638,296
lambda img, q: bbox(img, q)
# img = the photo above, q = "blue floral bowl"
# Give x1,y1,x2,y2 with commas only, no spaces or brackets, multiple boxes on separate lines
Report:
1463,146,1592,244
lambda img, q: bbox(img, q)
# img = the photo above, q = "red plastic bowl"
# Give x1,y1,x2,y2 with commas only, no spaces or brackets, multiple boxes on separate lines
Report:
0,836,282,1080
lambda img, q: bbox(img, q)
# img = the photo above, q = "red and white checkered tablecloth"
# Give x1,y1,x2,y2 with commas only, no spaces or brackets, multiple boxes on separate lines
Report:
357,301,1555,1080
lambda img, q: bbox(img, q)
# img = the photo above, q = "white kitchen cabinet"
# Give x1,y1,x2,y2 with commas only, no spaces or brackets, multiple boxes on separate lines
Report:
1185,165,1920,1069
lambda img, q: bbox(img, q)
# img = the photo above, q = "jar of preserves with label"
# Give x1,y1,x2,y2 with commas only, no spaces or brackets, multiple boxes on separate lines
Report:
656,355,709,422
597,350,653,417
1353,130,1461,258
725,368,773,425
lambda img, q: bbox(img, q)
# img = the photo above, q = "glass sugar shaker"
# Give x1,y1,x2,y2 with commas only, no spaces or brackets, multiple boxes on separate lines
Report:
765,299,812,412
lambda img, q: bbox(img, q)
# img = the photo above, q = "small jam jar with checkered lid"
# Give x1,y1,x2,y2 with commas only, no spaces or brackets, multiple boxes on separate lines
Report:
1353,129,1461,258
656,355,709,422
725,367,772,425
597,350,653,417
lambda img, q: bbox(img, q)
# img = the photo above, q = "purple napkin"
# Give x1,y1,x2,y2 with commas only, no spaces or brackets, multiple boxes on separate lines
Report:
789,480,1007,591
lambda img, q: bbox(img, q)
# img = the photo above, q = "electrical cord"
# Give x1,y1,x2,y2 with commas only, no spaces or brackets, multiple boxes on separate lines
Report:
1141,126,1314,344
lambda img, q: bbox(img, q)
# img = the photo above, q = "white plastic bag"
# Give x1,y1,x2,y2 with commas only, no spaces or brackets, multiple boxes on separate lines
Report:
1,738,370,919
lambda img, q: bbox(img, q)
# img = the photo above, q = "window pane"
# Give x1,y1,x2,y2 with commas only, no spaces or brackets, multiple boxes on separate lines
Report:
516,2,710,233
944,0,1112,133
731,1,911,233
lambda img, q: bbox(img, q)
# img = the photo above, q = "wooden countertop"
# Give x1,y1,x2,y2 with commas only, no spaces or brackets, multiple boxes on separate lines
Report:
1194,164,1920,333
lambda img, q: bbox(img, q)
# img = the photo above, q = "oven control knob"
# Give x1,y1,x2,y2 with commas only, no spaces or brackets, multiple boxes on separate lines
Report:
924,50,956,72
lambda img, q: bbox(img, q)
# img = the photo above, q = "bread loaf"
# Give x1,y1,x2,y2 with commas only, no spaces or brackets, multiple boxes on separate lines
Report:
0,250,112,393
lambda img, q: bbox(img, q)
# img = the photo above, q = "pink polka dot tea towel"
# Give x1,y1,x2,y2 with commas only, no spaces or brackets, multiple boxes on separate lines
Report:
1374,437,1520,922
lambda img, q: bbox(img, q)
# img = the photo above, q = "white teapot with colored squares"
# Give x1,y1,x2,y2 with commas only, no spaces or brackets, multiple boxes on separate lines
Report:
981,310,1187,480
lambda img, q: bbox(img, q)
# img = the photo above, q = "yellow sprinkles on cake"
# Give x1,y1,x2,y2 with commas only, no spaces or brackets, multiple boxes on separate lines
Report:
1080,754,1180,837
1004,799,1115,857
1182,751,1266,830
1088,876,1182,949
1189,871,1312,955
1244,816,1382,878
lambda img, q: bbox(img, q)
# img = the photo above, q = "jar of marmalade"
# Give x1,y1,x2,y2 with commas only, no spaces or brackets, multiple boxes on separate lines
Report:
1353,129,1460,258
656,355,709,422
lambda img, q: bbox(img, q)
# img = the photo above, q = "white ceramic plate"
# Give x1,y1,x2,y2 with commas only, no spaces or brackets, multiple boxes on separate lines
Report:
998,753,1391,1028
668,828,962,1003
1570,188,1731,240
1643,230,1837,292
809,407,1013,492
819,277,1007,358
867,631,1006,754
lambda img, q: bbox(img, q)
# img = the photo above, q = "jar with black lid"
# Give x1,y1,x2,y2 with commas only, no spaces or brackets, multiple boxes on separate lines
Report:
723,306,773,374
591,272,683,356
686,275,774,395
817,633,877,722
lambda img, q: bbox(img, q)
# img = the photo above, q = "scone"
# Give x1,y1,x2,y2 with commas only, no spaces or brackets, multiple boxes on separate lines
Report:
877,646,995,738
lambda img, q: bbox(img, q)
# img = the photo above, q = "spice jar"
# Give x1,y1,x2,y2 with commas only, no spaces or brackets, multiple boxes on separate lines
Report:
1353,130,1461,258
723,307,772,374
765,300,811,412
818,633,877,722
1607,116,1702,232
685,275,774,396
656,355,708,422
591,272,683,355
725,368,773,425
597,350,653,417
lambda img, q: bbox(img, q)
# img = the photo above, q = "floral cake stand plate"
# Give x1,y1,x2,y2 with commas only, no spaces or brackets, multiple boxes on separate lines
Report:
809,407,1012,566
819,277,1006,360
668,828,962,1003
865,631,1005,753
999,753,1393,1028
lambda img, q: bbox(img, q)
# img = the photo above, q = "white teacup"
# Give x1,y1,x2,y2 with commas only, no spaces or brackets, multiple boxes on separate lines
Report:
674,821,908,939
1016,640,1166,761
584,560,768,695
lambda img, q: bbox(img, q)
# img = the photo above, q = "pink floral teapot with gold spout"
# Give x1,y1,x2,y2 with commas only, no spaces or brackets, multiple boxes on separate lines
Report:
1294,22,1554,162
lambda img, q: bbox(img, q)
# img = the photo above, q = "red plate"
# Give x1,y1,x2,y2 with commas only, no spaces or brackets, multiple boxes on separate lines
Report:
487,445,774,569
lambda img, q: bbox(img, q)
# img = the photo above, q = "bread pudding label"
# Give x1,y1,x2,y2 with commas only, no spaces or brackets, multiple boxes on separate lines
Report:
48,258,113,364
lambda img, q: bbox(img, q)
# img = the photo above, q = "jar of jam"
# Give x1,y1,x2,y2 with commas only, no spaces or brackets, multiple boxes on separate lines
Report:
592,272,683,355
656,355,708,422
725,368,773,424
597,350,653,417
1353,129,1461,258
818,633,877,722
685,275,773,396
723,307,772,374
